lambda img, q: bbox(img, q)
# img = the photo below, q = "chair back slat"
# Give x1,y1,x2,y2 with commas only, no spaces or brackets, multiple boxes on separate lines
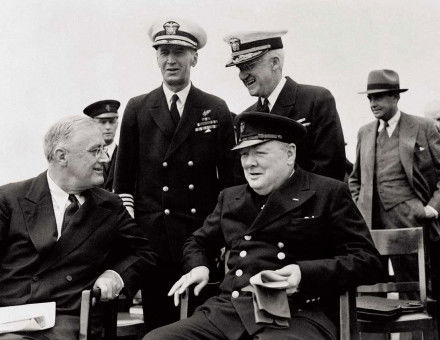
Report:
361,228,426,300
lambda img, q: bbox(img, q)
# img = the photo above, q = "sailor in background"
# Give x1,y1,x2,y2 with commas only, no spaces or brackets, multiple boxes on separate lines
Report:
84,99,120,191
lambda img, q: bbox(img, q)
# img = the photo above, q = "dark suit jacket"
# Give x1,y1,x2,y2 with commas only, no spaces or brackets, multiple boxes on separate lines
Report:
183,168,382,339
114,85,236,264
0,172,157,314
245,77,346,181
103,145,117,191
349,112,440,240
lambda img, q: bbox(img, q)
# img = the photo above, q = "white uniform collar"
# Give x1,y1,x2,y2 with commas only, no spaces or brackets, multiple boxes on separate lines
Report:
162,82,192,115
262,76,286,111
106,142,117,159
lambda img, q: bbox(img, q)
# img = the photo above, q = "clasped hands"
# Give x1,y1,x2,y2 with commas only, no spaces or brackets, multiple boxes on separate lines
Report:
168,264,302,306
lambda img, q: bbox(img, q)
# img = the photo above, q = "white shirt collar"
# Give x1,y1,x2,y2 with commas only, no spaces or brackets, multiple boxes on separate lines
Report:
379,110,401,136
162,82,192,115
46,172,85,206
106,142,117,159
262,76,287,112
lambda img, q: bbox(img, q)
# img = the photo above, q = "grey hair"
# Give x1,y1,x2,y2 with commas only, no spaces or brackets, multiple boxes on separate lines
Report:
43,115,97,162
266,48,285,69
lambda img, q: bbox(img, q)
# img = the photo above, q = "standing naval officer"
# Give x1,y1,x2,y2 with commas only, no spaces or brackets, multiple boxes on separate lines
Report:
84,99,120,191
224,30,346,181
144,112,382,340
113,17,236,330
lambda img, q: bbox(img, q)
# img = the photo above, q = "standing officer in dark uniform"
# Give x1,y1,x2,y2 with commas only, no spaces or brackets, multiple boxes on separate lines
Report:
114,17,236,331
144,112,382,340
224,30,346,181
84,99,120,191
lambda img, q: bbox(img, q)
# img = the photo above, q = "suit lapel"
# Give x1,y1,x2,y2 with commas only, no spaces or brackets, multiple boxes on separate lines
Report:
398,112,417,187
149,87,175,138
362,121,378,185
19,172,58,254
246,168,316,234
270,77,297,115
165,85,203,159
37,189,112,274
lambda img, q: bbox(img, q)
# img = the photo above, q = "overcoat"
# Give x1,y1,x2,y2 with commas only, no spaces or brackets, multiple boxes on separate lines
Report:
245,77,346,181
183,168,382,339
349,112,440,240
114,84,236,264
0,172,157,314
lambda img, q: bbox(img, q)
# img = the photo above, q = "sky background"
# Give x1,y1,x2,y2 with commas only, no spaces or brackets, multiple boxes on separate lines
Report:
1,0,440,184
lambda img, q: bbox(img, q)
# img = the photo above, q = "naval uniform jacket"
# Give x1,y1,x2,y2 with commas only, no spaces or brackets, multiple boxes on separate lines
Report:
245,77,346,181
0,172,158,314
349,112,440,241
183,168,382,339
114,84,236,264
102,145,117,191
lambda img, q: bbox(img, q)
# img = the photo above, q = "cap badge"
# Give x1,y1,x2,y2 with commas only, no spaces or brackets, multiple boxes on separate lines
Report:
229,38,241,52
163,21,180,35
105,104,111,112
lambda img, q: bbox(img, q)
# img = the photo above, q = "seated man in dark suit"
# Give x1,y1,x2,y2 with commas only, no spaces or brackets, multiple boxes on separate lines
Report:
0,115,157,340
144,112,383,340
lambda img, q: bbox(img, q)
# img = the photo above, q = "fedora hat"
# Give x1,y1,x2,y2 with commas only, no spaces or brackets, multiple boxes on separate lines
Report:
359,69,408,94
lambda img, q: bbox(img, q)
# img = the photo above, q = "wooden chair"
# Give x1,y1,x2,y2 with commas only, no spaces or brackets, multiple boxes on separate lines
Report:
356,227,438,340
79,288,145,340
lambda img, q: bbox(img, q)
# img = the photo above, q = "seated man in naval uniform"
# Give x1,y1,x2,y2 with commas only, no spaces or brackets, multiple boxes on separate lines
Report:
144,112,383,340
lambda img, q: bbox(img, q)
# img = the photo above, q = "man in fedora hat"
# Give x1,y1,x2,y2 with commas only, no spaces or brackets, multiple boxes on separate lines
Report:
349,69,440,300
83,99,120,191
223,30,346,181
144,112,382,340
113,17,236,330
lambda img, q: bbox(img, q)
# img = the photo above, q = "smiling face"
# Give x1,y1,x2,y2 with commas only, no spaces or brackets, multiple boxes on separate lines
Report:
240,141,295,195
367,92,399,121
157,44,197,92
237,53,280,98
63,126,109,192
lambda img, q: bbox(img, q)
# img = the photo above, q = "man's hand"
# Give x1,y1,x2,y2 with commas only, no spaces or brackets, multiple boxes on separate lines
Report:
93,270,124,301
168,266,209,307
424,205,438,219
275,264,301,295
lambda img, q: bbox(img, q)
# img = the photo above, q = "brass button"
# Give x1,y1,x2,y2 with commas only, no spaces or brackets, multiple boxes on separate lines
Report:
240,250,247,258
162,162,168,167
164,209,170,215
190,208,196,214
66,275,73,282
188,184,195,190
244,235,252,241
187,161,194,167
232,291,239,298
277,252,286,260
277,242,284,249
236,269,243,277
163,186,169,192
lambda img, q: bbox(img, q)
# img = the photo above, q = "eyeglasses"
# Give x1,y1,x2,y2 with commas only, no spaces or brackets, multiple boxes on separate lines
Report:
87,145,108,159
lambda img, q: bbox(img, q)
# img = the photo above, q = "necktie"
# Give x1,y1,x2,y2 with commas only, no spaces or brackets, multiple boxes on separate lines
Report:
61,194,79,234
257,98,270,113
377,121,389,146
104,150,110,173
169,94,180,126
